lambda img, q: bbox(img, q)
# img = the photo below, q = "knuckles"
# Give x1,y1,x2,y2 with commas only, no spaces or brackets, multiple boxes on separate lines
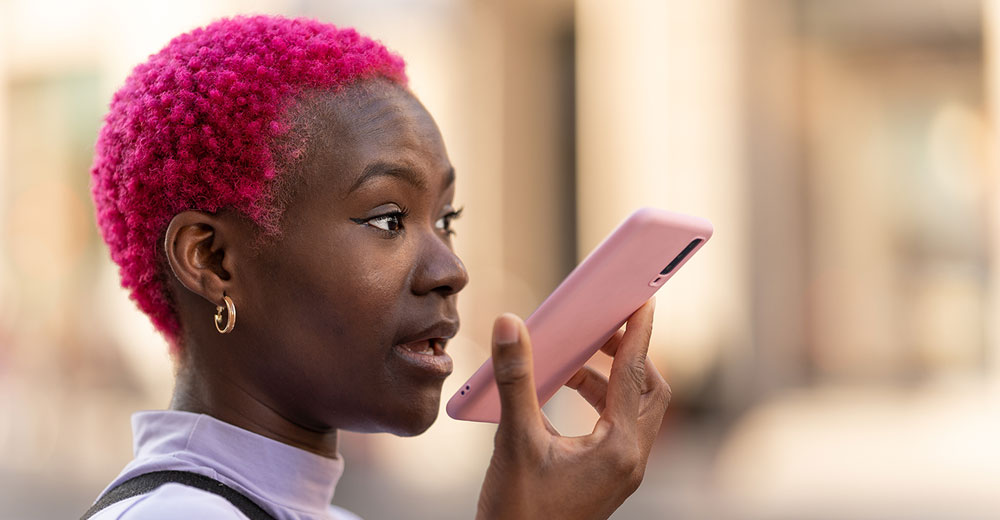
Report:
624,358,647,390
640,321,653,347
608,445,644,498
626,465,645,496
609,444,642,481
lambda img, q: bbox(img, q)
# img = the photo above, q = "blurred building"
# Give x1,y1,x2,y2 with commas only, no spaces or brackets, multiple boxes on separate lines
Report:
0,0,998,518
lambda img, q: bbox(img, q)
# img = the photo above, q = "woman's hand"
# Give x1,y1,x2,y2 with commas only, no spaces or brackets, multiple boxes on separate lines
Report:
476,299,671,520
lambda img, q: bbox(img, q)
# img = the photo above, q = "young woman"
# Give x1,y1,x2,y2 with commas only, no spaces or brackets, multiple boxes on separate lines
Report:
84,15,670,520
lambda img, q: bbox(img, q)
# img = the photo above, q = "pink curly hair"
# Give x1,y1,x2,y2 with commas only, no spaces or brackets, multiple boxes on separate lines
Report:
91,15,407,346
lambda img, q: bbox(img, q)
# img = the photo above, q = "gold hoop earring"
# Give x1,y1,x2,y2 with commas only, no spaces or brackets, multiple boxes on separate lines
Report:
214,294,236,334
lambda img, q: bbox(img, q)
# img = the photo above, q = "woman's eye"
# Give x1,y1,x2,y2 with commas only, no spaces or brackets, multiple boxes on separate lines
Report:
368,213,404,232
351,209,408,235
435,207,464,235
353,206,460,237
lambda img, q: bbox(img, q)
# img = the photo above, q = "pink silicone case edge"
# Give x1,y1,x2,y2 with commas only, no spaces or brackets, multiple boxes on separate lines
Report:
446,207,713,423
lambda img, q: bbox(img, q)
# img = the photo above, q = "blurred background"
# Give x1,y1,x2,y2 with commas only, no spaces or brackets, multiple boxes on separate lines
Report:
1,0,998,518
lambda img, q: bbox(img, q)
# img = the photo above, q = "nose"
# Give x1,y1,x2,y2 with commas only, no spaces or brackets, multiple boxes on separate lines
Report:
412,233,469,297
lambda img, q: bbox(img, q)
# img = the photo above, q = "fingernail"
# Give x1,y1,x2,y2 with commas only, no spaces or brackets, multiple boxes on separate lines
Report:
494,315,520,345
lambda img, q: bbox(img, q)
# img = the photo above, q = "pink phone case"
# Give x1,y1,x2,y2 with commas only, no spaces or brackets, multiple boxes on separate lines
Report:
447,207,713,423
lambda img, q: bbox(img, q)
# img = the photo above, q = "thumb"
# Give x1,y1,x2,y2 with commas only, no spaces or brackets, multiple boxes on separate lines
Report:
491,313,542,431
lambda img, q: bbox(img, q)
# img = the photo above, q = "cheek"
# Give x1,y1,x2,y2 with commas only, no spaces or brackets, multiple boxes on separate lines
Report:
323,241,411,310
240,223,420,372
273,235,414,346
331,268,405,336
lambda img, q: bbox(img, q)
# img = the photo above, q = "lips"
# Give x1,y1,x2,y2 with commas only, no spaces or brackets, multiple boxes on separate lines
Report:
392,319,458,378
398,338,445,356
394,319,459,353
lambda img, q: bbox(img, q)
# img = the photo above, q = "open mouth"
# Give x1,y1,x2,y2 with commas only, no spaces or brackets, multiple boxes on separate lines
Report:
391,320,457,377
397,338,446,356
393,337,453,377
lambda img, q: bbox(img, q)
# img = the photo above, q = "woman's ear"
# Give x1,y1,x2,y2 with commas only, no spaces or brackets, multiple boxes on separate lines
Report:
163,210,237,304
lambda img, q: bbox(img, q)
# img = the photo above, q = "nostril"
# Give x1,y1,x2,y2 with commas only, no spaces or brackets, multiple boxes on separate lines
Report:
434,284,457,296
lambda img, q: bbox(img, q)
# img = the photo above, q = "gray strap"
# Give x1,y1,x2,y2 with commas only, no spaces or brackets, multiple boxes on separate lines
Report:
81,470,276,520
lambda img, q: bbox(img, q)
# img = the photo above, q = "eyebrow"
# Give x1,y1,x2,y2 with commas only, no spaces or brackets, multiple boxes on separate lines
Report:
348,161,455,194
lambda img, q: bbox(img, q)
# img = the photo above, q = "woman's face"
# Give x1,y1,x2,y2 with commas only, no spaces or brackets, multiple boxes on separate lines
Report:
233,81,468,436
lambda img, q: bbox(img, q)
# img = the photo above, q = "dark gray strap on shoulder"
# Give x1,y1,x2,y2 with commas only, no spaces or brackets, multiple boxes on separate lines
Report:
81,470,276,520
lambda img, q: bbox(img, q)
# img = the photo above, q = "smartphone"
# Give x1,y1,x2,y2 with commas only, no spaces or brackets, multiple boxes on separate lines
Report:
446,207,713,423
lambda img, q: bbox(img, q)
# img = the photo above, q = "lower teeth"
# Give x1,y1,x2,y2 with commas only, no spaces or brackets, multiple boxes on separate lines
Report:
403,342,435,355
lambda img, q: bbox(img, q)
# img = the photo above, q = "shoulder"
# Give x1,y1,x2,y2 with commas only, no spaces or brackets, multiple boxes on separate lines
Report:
89,483,248,520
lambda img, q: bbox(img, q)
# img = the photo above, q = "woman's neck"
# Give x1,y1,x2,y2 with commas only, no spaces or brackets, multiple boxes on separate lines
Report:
170,365,340,459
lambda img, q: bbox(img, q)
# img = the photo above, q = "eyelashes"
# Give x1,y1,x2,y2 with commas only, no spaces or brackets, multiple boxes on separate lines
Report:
352,205,463,237
366,207,409,233
436,206,463,236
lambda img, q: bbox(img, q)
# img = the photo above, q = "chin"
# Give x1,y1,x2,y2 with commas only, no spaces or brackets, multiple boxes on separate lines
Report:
390,415,438,437
380,392,443,437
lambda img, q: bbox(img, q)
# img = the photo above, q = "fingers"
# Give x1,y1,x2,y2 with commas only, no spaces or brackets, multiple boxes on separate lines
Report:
636,358,671,459
599,328,626,357
491,313,543,432
565,365,609,414
572,338,671,451
568,355,671,436
603,298,656,428
567,322,649,416
642,356,669,398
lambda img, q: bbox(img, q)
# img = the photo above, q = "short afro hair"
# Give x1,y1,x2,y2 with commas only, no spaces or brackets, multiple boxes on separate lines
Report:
91,15,407,345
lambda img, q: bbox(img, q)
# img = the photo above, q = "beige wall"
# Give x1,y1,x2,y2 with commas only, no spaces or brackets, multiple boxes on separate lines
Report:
1,0,999,517
576,0,751,406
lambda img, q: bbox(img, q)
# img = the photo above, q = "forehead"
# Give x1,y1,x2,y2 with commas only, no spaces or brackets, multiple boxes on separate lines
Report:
289,81,450,196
